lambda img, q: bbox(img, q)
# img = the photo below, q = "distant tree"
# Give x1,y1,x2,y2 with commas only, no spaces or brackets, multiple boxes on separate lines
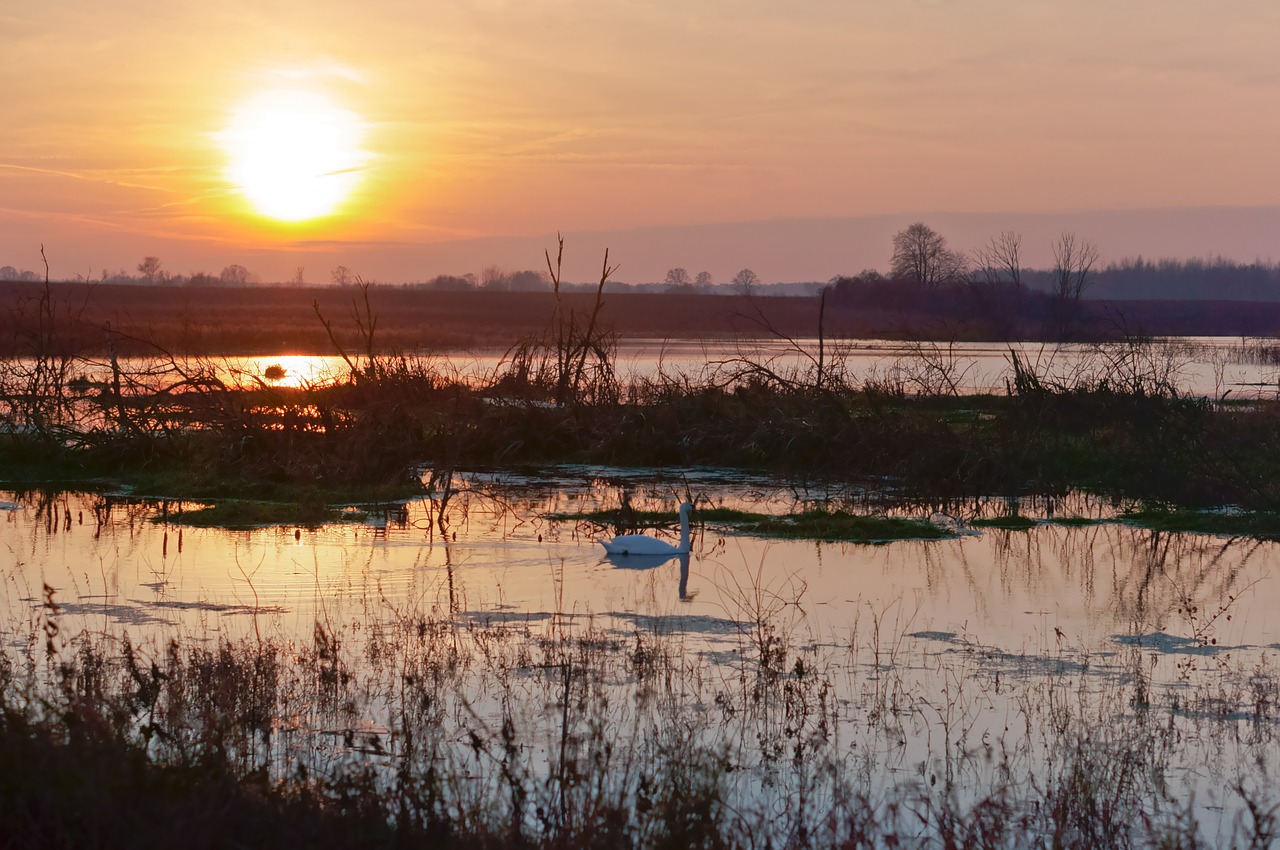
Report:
1047,232,1100,339
292,266,306,285
1052,232,1099,304
732,268,760,296
331,265,356,286
220,264,252,286
972,230,1023,287
0,266,18,282
889,223,967,287
664,267,692,291
695,271,713,288
508,269,551,291
481,265,509,290
137,256,163,284
428,274,476,291
463,272,479,288
186,271,218,287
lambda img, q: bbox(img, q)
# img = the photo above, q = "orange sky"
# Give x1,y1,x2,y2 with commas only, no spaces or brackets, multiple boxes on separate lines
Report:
3,0,1280,282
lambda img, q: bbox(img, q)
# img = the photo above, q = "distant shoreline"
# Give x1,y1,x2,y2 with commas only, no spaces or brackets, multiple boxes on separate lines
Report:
3,281,1280,356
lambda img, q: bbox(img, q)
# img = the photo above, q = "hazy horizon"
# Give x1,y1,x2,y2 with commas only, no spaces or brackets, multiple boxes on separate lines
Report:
5,204,1280,286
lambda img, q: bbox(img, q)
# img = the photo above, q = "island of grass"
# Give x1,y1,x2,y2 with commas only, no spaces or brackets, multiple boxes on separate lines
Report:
151,499,371,530
553,506,951,543
1120,507,1280,540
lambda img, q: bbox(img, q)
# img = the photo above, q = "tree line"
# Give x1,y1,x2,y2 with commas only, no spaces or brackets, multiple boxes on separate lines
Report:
841,221,1280,302
6,223,1280,299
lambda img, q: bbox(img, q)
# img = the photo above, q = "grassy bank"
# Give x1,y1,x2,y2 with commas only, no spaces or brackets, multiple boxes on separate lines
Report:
4,282,1280,518
3,355,1280,515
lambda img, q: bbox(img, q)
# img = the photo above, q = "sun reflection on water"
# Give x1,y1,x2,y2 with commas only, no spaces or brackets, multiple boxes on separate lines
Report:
244,354,348,388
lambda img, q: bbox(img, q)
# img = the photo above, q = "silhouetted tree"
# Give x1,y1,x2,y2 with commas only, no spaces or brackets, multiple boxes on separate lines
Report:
481,265,508,290
331,265,356,286
137,256,163,284
508,269,551,291
664,268,692,289
695,271,713,288
732,268,760,296
292,266,306,285
1052,232,1099,303
1048,232,1099,339
220,264,252,286
889,223,967,287
973,230,1023,287
427,274,475,291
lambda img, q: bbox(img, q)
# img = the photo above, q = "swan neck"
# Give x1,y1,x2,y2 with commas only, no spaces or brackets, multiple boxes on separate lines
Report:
678,507,690,552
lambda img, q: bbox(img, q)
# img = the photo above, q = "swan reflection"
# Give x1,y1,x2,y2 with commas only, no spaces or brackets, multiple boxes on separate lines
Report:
604,551,693,601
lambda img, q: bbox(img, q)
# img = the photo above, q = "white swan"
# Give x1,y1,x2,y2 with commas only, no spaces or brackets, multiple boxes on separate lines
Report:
599,501,693,557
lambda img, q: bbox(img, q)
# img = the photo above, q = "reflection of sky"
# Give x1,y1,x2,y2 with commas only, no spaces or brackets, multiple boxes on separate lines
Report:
5,476,1276,666
49,340,1280,399
202,339,1280,399
6,475,1275,831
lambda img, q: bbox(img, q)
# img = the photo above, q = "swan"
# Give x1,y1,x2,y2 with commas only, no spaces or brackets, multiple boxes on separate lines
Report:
599,501,693,557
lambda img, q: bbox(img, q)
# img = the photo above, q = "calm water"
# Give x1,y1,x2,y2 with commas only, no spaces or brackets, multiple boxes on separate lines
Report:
4,468,1279,827
9,473,1274,648
181,336,1280,398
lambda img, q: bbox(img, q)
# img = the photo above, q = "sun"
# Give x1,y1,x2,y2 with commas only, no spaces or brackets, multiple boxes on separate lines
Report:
222,88,367,222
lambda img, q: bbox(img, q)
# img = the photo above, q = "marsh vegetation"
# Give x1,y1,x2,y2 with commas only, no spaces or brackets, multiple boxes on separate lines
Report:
4,276,1280,518
4,481,1280,849
5,275,1280,847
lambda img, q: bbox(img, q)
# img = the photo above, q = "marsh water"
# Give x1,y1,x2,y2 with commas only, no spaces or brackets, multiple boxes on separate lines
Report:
4,467,1280,837
194,335,1280,398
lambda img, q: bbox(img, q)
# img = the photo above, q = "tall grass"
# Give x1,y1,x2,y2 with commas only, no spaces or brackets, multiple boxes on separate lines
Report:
3,573,1279,849
2,285,1280,512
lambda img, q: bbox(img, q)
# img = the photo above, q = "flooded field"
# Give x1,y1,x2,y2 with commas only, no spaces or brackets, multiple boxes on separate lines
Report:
5,468,1279,843
107,335,1280,399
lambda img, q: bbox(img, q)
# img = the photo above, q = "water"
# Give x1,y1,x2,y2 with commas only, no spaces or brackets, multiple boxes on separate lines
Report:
79,335,1280,398
11,476,1274,654
4,469,1278,838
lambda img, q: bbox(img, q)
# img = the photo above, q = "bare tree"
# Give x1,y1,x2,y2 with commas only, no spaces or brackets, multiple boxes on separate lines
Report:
137,256,163,284
664,267,693,291
1052,233,1099,304
331,265,356,286
292,266,306,285
219,264,252,286
732,267,760,296
972,230,1022,287
481,264,509,290
695,271,713,288
889,222,968,287
508,270,550,291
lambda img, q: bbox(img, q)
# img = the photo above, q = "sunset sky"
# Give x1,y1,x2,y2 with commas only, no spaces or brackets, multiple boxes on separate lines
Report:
3,1,1279,283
